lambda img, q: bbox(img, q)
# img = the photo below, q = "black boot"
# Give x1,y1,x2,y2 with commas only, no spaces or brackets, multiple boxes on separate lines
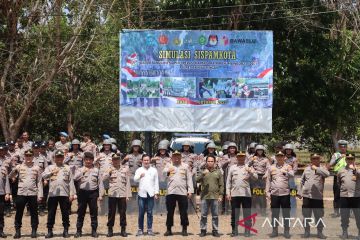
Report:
244,229,250,237
182,226,188,236
45,229,54,238
230,227,238,237
317,229,326,239
284,228,291,239
91,229,98,238
212,230,220,237
13,229,21,239
31,228,37,238
200,230,206,237
302,228,310,238
74,229,82,238
0,229,6,238
341,228,349,239
120,226,127,237
63,228,70,238
270,227,278,238
164,227,173,236
107,227,113,237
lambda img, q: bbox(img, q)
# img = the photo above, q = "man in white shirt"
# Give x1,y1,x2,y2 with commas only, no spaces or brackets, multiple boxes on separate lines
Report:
134,154,159,236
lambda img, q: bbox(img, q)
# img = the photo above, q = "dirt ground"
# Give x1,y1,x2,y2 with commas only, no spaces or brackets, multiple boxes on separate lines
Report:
2,177,357,239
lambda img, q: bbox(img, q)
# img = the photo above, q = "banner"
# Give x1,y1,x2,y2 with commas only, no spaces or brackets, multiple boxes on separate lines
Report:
120,30,273,132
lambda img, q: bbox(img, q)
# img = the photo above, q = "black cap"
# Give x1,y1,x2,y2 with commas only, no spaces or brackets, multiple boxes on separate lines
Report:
310,153,321,159
0,145,5,151
40,141,47,147
7,141,15,145
32,142,41,148
84,152,94,159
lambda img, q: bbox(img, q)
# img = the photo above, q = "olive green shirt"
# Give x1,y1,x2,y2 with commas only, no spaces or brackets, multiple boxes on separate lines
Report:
196,168,224,199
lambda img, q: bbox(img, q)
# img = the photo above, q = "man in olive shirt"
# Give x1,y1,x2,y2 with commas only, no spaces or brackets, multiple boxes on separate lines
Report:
163,150,193,237
337,153,360,239
196,154,223,237
298,154,329,239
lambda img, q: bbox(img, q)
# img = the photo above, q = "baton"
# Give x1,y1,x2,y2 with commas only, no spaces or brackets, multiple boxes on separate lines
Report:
189,197,200,219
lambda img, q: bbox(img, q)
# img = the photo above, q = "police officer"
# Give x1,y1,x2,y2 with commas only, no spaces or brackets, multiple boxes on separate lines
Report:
9,149,43,239
103,153,131,237
55,132,70,151
246,142,257,161
163,150,194,236
73,152,104,238
180,141,196,165
64,139,84,215
226,152,257,237
151,142,171,186
123,139,145,181
197,154,224,237
330,139,348,218
0,148,10,238
42,150,76,238
284,143,298,215
266,151,294,239
337,153,360,239
21,132,33,151
0,145,11,217
298,153,329,239
81,132,98,157
32,141,48,215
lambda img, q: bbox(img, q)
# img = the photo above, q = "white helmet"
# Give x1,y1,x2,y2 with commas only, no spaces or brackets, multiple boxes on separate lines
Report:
284,144,294,151
227,142,237,149
158,143,168,150
207,142,216,149
131,139,142,147
255,144,265,151
182,141,192,146
249,142,257,149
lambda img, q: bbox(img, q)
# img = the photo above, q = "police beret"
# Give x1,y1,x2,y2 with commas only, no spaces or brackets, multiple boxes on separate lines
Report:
40,141,47,147
59,132,69,137
32,142,41,148
346,153,355,159
84,152,94,159
54,150,64,157
7,141,15,145
24,149,34,156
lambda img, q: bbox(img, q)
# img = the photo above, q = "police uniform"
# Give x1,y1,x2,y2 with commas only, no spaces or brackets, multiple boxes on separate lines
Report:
0,160,10,238
81,140,97,157
0,146,12,216
337,153,360,238
9,149,43,238
265,152,294,238
73,152,104,237
163,151,194,236
32,142,48,214
226,152,257,237
103,154,131,237
42,150,76,238
330,140,348,217
298,154,329,238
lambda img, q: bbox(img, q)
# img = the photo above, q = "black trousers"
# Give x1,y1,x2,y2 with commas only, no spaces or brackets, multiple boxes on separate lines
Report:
166,194,189,227
10,180,18,207
271,195,290,228
40,184,49,210
333,176,340,213
47,196,70,229
231,196,252,228
302,197,324,230
14,195,38,229
76,189,98,230
0,196,5,230
107,197,127,227
340,197,360,230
